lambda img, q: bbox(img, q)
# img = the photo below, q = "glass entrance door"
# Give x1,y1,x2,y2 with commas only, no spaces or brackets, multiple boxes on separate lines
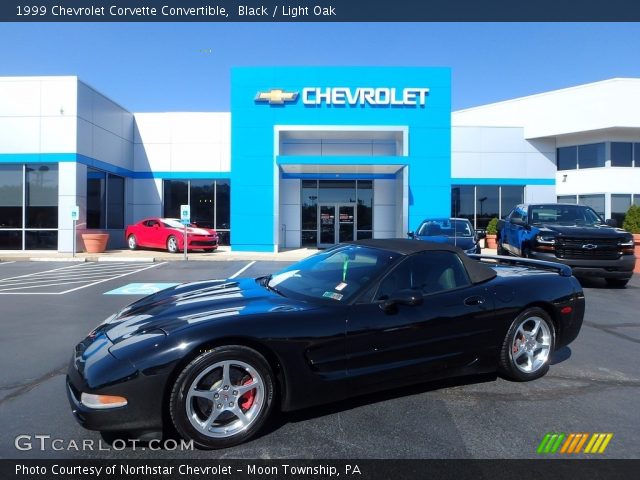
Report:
318,203,355,247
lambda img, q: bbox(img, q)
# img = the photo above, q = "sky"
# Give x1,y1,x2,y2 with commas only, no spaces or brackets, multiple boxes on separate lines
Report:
2,22,640,112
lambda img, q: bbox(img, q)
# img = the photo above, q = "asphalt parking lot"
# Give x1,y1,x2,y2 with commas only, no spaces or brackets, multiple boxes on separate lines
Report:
0,259,638,459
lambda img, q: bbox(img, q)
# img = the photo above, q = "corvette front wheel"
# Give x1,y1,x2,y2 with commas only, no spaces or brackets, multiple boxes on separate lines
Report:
169,346,275,449
499,307,555,381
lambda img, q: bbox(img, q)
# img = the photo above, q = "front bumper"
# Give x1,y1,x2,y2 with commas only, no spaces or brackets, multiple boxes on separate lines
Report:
66,337,166,433
528,251,635,279
186,237,218,250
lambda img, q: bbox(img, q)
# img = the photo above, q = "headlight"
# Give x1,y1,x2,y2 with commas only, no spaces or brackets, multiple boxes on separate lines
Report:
465,247,478,254
534,235,556,251
621,236,634,254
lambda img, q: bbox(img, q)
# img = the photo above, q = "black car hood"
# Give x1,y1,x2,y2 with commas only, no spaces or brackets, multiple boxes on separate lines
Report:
414,235,476,250
536,224,629,238
97,278,314,343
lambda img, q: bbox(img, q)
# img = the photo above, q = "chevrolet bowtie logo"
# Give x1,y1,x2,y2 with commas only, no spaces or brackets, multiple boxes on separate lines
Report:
255,89,299,105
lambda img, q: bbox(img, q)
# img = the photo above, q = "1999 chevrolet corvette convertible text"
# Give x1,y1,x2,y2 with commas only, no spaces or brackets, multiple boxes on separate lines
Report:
67,239,585,448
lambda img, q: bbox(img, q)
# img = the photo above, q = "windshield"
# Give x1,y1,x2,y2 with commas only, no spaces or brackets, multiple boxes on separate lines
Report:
266,245,400,303
162,219,193,229
530,205,604,226
417,219,473,237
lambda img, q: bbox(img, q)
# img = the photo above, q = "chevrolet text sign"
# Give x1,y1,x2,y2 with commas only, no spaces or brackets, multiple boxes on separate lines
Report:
255,87,430,106
303,87,429,106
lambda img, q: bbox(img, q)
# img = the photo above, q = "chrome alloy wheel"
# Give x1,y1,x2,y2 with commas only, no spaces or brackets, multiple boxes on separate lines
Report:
185,360,265,439
509,315,552,374
167,236,179,253
127,235,137,250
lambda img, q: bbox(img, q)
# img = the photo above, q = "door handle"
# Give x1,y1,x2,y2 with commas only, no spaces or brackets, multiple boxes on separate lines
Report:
464,296,485,306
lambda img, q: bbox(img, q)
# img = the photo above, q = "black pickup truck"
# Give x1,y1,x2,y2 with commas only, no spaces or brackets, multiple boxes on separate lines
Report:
497,203,635,287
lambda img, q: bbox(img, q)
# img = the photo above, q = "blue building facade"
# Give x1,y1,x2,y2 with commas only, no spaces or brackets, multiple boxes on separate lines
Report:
231,67,452,251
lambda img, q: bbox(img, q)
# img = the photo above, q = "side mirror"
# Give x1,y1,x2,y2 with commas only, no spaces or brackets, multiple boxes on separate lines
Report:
476,231,486,240
407,231,415,239
380,289,424,312
605,218,618,228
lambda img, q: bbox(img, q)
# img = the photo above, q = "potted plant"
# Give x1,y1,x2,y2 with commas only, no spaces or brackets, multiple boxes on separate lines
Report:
622,204,640,272
485,217,499,249
82,231,110,253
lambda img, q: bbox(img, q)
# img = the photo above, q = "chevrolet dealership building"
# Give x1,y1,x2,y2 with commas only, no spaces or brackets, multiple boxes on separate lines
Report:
1,68,639,252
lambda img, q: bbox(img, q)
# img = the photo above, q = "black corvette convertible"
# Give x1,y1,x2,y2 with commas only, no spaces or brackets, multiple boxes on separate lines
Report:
67,239,585,448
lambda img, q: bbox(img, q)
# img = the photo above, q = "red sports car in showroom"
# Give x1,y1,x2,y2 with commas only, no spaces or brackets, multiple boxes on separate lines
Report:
125,218,218,253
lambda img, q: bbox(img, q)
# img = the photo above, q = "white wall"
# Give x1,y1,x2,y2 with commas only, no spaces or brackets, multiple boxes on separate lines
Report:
556,168,640,197
133,112,231,173
130,178,163,222
0,77,77,154
525,185,556,204
57,162,86,253
279,178,301,249
374,178,396,238
77,81,134,169
452,78,640,139
452,126,556,180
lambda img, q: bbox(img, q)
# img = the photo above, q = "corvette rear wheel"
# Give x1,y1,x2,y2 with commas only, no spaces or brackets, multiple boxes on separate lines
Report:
499,307,554,381
170,346,275,449
127,234,137,250
167,235,179,253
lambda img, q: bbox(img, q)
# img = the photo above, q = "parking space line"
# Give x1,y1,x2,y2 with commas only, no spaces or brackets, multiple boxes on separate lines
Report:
229,261,256,279
0,262,82,281
0,261,16,265
0,262,167,295
59,262,167,294
0,279,97,292
0,269,156,286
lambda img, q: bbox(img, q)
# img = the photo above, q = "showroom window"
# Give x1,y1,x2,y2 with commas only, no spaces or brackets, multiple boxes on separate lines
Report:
578,194,605,218
611,142,633,167
451,185,524,230
611,194,632,227
450,186,474,225
577,143,605,169
557,195,578,204
163,179,231,245
87,168,125,229
557,146,578,170
0,163,58,250
558,141,640,170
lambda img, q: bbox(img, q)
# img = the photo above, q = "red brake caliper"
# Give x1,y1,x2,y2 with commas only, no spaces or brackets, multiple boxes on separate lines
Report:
512,334,524,354
239,376,255,411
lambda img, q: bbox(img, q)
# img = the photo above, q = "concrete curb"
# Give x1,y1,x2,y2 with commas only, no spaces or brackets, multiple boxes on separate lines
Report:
29,257,86,262
97,256,155,263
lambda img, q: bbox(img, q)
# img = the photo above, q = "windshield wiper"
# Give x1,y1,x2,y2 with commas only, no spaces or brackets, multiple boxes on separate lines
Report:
261,275,285,297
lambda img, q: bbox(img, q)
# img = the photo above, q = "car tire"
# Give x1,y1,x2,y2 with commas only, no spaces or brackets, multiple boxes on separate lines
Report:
605,278,629,288
169,346,275,449
499,307,555,382
127,234,137,250
167,235,179,253
497,239,508,256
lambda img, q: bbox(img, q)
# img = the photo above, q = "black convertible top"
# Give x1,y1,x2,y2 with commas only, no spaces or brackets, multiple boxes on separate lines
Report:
350,238,497,285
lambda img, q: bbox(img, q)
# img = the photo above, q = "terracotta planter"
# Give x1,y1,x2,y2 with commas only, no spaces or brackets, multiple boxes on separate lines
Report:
486,234,497,249
82,233,110,253
634,233,640,274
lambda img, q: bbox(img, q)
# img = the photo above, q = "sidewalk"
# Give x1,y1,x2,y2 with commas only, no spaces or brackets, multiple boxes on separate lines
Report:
0,246,321,263
0,246,499,263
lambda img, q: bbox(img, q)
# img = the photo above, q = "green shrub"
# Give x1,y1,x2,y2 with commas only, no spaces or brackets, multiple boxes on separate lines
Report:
486,217,499,235
623,204,640,233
